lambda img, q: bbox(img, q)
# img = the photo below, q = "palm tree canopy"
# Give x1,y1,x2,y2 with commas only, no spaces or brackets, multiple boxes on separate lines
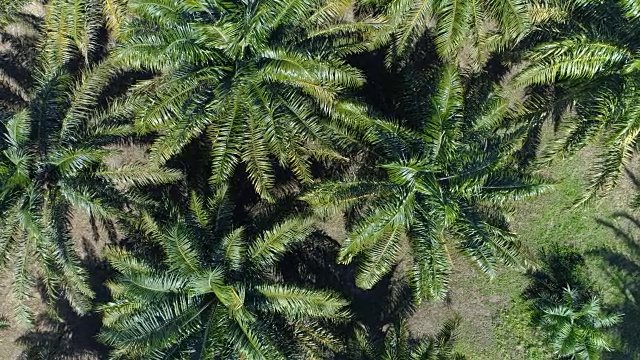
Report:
538,287,621,360
0,0,181,325
383,0,531,63
115,0,384,200
514,0,640,203
303,65,548,302
99,186,351,359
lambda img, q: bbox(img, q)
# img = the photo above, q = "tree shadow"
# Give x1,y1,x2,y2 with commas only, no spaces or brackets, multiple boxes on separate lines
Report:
15,231,113,359
281,230,414,341
590,212,640,359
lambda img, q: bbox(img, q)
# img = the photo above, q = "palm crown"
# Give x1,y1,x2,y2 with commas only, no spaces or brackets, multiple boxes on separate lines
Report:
0,0,181,324
537,287,621,360
115,0,382,200
100,187,351,359
304,66,547,302
515,0,640,203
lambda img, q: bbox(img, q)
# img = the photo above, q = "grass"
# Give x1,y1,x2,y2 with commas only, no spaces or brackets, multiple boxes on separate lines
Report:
409,144,640,359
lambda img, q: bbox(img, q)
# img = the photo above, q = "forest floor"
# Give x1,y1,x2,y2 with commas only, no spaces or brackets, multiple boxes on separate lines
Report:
409,140,640,359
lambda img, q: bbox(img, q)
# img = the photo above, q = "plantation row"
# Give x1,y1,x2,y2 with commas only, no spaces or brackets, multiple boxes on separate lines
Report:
0,0,636,358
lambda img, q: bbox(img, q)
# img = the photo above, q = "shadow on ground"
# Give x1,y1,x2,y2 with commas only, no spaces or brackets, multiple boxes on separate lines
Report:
592,211,640,360
14,218,117,360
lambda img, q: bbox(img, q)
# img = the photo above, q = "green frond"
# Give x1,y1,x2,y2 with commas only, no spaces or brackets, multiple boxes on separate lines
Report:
105,246,154,276
4,110,32,146
58,185,116,220
355,222,404,289
96,164,183,187
162,224,202,275
48,148,111,175
619,0,640,20
221,227,246,271
257,284,350,320
516,40,631,87
248,217,315,268
409,215,452,303
434,0,472,60
301,181,384,217
391,0,435,57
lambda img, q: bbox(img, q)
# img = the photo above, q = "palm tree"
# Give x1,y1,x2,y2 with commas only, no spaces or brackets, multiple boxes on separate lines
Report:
303,65,547,302
537,287,621,360
113,0,385,201
0,0,181,323
514,0,640,203
1,0,129,109
383,0,532,63
0,59,181,325
345,316,467,360
99,186,351,359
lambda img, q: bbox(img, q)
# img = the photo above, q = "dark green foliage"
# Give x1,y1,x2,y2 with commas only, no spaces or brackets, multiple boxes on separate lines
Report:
100,187,350,359
345,316,467,360
514,0,640,203
536,288,621,360
0,0,180,326
383,0,532,65
303,65,548,302
0,0,630,358
114,0,384,200
524,247,622,359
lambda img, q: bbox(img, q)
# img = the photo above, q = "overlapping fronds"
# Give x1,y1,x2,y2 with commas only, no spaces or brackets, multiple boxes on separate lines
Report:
345,315,467,359
303,67,547,303
100,191,350,359
385,0,531,63
115,0,377,200
514,1,640,202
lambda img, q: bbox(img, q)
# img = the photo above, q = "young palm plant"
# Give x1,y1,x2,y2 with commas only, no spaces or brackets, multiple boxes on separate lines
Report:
537,287,621,360
115,0,384,201
514,0,640,203
99,187,351,359
303,65,547,302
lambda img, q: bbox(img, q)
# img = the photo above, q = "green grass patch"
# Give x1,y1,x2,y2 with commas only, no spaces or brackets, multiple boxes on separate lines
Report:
411,149,640,359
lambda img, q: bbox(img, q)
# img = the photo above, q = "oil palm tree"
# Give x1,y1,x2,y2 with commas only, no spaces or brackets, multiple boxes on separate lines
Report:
0,59,181,325
99,186,351,359
345,316,466,360
114,0,383,201
303,65,547,302
0,0,129,110
384,0,531,62
537,287,621,360
514,0,640,203
0,0,180,323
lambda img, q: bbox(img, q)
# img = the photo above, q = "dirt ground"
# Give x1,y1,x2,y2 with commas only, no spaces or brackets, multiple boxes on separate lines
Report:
0,144,144,359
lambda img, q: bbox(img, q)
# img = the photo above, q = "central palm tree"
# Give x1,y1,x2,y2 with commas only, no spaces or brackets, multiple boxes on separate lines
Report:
303,66,547,302
99,187,351,359
116,0,382,200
